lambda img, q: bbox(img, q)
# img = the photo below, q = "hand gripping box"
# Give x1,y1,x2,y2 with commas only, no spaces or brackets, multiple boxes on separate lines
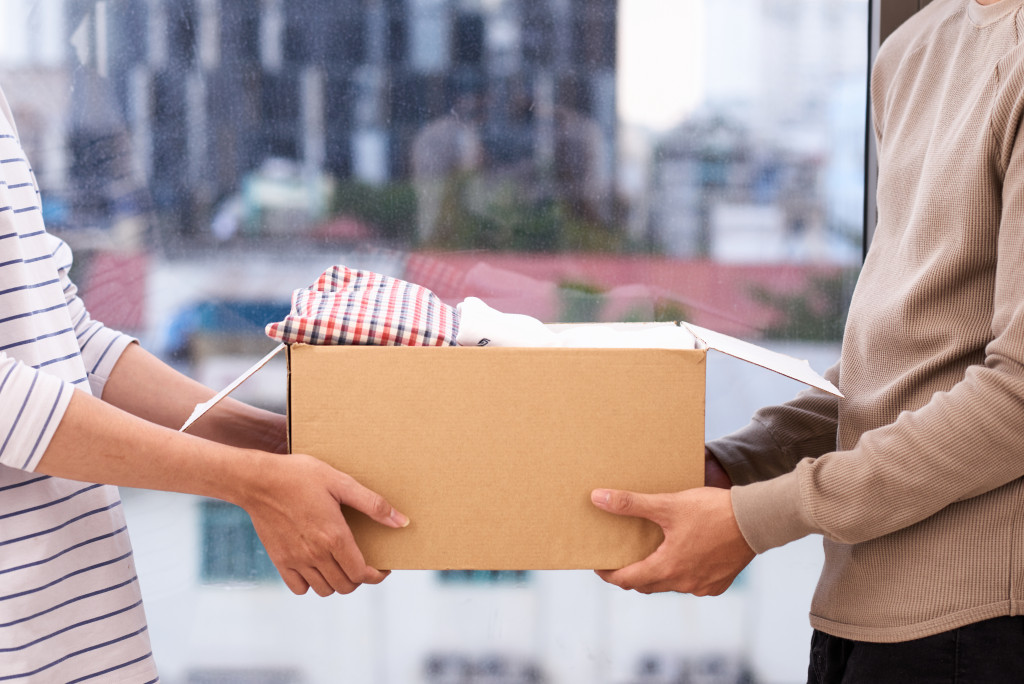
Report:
283,323,839,571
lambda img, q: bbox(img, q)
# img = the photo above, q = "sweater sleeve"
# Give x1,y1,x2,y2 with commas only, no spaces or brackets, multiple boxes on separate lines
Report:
49,236,136,399
707,361,840,486
732,120,1024,553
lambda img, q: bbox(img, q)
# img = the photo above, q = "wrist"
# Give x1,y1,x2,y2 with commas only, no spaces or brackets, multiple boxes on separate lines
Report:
195,444,275,508
731,473,818,553
195,399,288,453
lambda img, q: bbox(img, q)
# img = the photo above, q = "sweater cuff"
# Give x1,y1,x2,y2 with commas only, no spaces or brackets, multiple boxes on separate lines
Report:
731,471,820,553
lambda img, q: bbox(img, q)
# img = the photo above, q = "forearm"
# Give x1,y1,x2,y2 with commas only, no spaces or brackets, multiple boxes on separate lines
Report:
734,359,1024,552
36,386,262,507
102,342,287,453
708,369,840,486
35,385,408,595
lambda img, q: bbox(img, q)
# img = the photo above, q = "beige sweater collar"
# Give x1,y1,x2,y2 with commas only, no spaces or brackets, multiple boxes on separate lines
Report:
968,0,1024,26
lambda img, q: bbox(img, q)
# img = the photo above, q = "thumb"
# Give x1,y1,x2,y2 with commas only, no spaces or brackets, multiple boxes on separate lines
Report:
591,488,665,525
327,469,410,529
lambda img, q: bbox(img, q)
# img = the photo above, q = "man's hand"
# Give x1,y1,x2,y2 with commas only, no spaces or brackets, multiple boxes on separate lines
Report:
590,486,754,596
239,452,409,596
705,447,733,489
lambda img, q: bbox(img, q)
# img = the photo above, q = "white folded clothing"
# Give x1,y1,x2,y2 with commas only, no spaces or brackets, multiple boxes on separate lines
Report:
455,297,697,349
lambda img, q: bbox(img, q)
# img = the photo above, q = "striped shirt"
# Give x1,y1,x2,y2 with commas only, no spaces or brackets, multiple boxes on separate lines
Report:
0,87,158,680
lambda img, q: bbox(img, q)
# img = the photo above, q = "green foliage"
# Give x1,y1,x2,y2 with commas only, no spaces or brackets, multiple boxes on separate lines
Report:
559,280,604,296
421,173,627,253
501,199,565,252
748,268,859,341
652,298,690,323
558,280,605,322
330,180,418,242
556,280,691,324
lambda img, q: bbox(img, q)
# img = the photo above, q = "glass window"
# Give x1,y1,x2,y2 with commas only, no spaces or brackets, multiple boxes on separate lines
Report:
0,0,867,681
200,499,279,584
438,570,531,585
186,669,303,684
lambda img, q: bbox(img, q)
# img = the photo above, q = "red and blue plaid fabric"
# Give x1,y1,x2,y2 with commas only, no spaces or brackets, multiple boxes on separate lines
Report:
266,266,460,346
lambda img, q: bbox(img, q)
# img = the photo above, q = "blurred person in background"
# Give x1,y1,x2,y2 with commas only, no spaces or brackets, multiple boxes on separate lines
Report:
593,0,1024,681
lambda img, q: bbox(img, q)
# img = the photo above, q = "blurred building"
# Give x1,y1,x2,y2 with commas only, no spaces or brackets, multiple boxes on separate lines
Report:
651,111,830,264
647,0,866,264
46,0,617,245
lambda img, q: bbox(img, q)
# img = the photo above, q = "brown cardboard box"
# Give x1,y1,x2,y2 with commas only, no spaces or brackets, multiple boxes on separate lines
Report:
287,344,705,570
183,323,838,570
284,324,839,571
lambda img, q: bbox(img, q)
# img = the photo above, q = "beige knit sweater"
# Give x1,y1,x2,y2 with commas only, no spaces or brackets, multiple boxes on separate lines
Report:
708,0,1024,643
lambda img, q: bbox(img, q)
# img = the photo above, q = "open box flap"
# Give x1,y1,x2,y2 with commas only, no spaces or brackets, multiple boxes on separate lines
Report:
179,343,287,432
179,321,841,431
682,322,842,397
546,320,840,397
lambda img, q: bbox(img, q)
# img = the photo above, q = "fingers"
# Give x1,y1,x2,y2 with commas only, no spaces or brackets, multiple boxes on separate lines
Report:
594,552,674,594
276,536,383,596
590,489,677,591
244,454,407,597
280,568,311,595
291,513,388,593
591,487,754,597
328,517,388,589
591,488,669,526
324,470,405,588
595,564,734,597
305,567,351,597
279,556,388,597
333,472,410,529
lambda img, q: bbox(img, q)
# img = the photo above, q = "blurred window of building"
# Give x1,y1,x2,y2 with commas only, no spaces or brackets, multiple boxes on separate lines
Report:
437,570,531,585
186,669,302,684
200,500,279,584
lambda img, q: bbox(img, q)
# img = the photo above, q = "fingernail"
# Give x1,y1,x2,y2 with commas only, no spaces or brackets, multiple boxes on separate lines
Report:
390,509,410,528
592,489,611,505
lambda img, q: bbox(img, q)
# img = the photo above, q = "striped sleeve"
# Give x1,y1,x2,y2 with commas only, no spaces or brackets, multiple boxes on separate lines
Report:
48,236,136,398
0,351,73,471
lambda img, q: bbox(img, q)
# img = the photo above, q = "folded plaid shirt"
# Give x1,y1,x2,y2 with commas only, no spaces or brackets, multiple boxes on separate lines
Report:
266,266,459,346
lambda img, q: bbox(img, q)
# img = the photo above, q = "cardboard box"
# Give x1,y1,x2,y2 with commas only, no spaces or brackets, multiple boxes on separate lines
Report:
284,323,839,571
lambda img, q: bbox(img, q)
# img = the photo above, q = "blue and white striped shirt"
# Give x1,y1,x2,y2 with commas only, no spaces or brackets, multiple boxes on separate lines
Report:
0,87,158,681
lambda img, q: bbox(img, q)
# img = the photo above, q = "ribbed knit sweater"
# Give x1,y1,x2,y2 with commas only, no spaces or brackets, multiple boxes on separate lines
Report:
708,0,1024,643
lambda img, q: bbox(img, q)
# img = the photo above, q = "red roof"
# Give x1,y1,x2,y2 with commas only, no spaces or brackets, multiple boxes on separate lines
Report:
405,252,844,338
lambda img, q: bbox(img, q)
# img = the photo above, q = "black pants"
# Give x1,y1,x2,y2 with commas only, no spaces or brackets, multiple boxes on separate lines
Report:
807,616,1024,683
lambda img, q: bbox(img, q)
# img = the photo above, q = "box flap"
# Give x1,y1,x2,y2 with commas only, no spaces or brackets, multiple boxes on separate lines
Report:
682,323,841,397
179,343,286,432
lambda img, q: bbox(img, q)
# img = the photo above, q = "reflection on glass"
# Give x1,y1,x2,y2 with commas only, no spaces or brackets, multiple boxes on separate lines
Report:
0,0,866,681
